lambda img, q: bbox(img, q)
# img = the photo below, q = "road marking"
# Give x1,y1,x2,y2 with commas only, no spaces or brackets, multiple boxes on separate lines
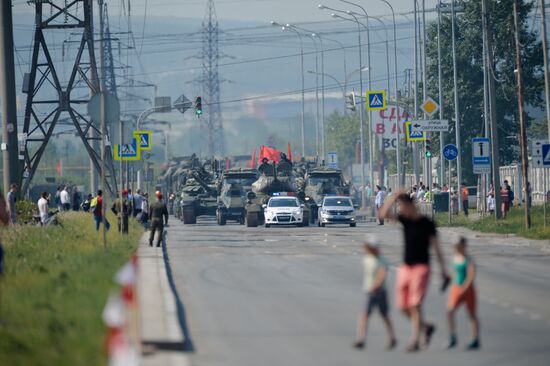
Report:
500,302,510,308
513,307,525,315
529,313,542,321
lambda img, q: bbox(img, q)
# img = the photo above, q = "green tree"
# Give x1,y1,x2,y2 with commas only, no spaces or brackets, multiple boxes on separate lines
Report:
425,0,543,184
324,111,363,170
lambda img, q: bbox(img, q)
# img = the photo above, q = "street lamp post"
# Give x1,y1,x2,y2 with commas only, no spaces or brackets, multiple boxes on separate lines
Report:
379,0,402,187
272,21,306,157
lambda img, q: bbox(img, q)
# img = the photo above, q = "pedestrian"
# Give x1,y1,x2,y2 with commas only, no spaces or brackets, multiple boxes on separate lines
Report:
148,192,168,247
133,189,143,217
500,186,509,218
60,185,71,211
375,185,385,225
354,235,397,350
81,193,93,212
487,193,495,214
37,191,49,225
141,192,150,230
92,190,110,231
379,190,450,352
461,183,469,217
54,186,62,211
446,236,480,350
417,185,426,202
6,183,17,225
111,189,132,234
71,186,81,211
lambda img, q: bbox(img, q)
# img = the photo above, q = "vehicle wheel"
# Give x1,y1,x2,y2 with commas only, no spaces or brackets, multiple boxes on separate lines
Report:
239,216,245,225
217,211,226,226
321,223,326,227
350,222,357,227
317,220,321,227
182,209,196,224
246,212,258,227
302,213,310,227
265,223,270,228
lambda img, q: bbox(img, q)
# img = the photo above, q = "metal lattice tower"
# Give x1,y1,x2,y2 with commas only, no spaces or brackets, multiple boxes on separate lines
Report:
20,0,118,195
202,0,224,156
102,3,117,98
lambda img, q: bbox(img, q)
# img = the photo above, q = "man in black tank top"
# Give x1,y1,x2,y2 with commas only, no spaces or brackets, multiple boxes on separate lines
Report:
380,190,450,352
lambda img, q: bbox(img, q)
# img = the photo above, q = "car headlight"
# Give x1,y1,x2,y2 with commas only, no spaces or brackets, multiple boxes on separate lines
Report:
321,208,327,214
293,209,302,215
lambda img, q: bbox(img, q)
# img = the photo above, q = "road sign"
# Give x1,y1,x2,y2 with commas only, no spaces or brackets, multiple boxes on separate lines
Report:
405,121,426,142
366,90,386,111
443,144,458,161
327,152,338,169
154,96,172,113
133,130,152,151
531,139,548,168
88,92,120,125
174,94,192,114
372,107,411,150
472,137,491,174
420,97,439,118
114,138,141,161
410,119,449,132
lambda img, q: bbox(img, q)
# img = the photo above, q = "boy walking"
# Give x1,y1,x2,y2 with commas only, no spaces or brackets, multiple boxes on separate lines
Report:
354,235,397,350
446,237,480,350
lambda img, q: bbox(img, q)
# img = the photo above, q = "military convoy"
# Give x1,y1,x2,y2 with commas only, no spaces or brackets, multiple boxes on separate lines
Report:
159,153,350,227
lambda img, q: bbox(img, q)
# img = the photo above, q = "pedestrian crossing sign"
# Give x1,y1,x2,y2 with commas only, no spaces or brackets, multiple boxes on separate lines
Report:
133,130,152,151
405,121,426,142
366,90,386,111
114,138,141,161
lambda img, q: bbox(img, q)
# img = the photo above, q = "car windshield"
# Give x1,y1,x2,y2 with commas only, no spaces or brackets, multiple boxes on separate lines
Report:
226,178,256,186
269,198,299,207
324,198,352,207
308,176,342,186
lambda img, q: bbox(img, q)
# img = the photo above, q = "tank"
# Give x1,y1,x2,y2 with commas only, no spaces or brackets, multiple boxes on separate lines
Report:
301,167,349,222
244,163,310,228
216,168,258,225
180,170,218,224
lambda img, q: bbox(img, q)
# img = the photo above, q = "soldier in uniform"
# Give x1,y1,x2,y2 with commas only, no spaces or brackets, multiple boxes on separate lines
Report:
111,189,132,234
258,158,275,176
149,191,169,247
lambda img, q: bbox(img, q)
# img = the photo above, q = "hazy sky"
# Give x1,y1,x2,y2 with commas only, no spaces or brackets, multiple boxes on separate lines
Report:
89,0,435,23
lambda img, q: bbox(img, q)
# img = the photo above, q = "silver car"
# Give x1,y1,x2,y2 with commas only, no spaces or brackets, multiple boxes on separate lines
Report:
318,196,356,227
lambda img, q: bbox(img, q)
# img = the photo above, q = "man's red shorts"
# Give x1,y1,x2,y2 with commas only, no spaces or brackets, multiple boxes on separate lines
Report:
396,264,430,310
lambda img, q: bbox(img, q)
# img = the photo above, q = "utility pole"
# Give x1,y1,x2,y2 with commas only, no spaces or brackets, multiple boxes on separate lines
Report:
541,0,550,142
413,0,420,184
451,0,463,207
0,0,19,194
98,0,108,247
513,0,531,228
437,3,445,185
481,0,502,218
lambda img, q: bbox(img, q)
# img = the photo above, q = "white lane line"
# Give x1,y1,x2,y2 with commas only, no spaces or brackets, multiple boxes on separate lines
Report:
500,302,511,308
529,313,542,321
513,307,525,315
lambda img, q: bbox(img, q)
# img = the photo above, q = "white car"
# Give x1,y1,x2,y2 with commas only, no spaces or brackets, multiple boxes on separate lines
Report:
263,196,304,227
318,196,356,227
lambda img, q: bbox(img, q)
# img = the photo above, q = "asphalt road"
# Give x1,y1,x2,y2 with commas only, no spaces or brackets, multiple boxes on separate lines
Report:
165,216,550,366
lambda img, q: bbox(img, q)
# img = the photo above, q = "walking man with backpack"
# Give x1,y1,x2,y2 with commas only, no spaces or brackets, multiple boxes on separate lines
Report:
92,190,110,232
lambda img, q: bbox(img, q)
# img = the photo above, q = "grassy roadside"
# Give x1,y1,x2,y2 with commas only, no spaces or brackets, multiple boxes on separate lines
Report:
0,212,142,366
435,205,550,240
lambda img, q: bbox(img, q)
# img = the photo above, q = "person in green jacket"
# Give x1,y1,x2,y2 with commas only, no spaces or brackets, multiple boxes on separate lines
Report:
111,189,132,234
149,191,169,247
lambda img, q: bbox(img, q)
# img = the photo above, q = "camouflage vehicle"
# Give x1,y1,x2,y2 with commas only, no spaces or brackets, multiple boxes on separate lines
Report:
180,171,218,224
216,168,258,225
301,167,349,222
244,162,310,227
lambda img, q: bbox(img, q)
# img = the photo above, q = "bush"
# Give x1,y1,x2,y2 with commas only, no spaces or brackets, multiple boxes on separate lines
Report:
15,200,37,224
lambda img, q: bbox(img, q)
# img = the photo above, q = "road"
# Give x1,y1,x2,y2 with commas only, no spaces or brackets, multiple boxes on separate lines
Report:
164,217,550,366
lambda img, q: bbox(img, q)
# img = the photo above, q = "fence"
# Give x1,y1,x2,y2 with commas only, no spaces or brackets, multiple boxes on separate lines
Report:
500,163,550,204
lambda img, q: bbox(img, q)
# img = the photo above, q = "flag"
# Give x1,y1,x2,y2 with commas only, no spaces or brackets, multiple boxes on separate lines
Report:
259,145,281,164
56,160,61,176
225,158,231,170
250,147,257,168
287,143,292,162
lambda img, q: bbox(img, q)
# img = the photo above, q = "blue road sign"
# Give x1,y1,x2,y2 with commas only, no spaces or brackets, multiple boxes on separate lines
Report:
472,137,491,174
405,121,425,141
366,90,386,111
443,144,458,161
542,144,550,166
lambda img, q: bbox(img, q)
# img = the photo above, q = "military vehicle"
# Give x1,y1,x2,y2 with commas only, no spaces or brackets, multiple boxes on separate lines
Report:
180,170,218,224
216,168,258,225
244,162,310,227
301,167,349,222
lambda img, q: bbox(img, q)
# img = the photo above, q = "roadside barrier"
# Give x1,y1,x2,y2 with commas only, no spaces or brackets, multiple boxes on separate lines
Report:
103,255,140,366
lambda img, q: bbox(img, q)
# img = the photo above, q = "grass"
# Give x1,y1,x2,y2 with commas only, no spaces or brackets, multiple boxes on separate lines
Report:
0,211,142,366
435,205,550,240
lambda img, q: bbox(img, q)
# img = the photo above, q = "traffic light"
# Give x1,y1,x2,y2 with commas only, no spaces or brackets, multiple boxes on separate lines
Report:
194,96,203,117
346,92,356,112
425,139,433,158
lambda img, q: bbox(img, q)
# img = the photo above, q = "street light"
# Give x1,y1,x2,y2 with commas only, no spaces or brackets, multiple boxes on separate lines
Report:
379,0,402,187
271,20,306,157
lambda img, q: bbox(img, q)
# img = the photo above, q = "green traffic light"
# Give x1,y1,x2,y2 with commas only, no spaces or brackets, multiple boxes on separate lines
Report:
425,151,432,158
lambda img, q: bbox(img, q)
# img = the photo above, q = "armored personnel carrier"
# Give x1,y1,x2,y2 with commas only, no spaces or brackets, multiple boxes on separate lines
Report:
301,167,349,222
180,170,218,224
216,168,258,225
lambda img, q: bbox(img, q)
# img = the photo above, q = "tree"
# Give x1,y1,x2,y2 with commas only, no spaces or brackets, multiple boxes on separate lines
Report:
425,0,543,185
324,111,363,170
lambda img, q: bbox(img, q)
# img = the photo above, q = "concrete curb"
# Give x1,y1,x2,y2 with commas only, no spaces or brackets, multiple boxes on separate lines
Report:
138,233,190,366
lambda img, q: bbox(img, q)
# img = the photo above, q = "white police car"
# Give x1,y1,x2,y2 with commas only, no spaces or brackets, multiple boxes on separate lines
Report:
318,196,356,227
263,195,304,228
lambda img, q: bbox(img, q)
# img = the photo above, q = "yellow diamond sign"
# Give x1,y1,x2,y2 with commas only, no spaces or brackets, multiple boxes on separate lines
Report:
420,97,439,118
